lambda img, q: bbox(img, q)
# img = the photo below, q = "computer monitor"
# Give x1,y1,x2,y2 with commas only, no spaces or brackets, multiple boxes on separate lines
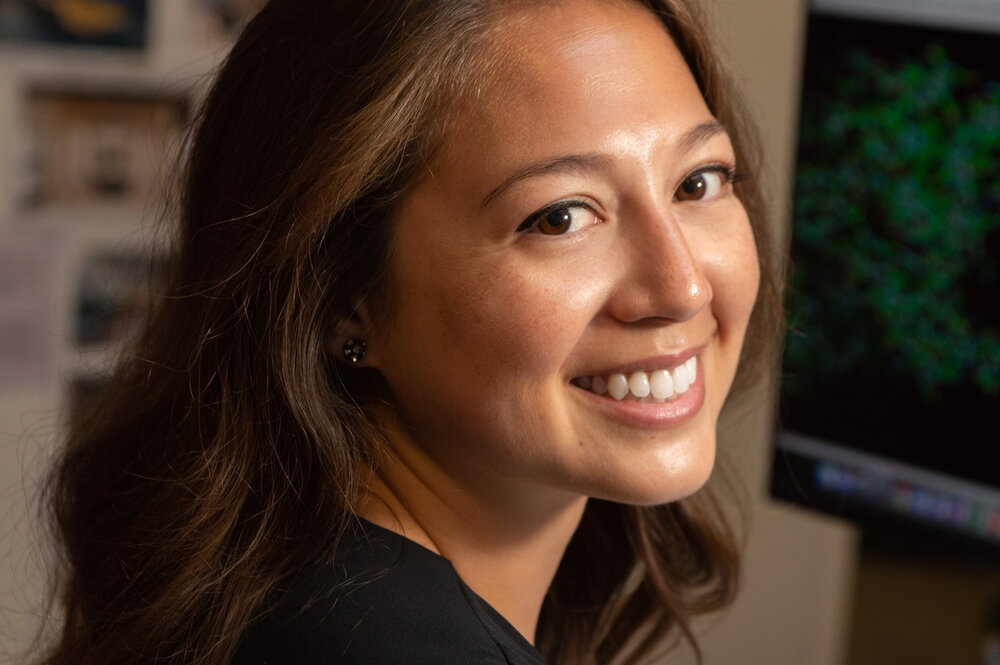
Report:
771,0,1000,557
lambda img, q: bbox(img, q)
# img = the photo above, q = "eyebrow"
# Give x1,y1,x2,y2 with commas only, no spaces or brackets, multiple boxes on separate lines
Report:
678,119,727,154
479,120,729,209
479,153,612,209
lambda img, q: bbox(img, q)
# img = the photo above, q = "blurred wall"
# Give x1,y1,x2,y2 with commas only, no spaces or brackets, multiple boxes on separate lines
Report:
0,2,229,659
0,1,860,663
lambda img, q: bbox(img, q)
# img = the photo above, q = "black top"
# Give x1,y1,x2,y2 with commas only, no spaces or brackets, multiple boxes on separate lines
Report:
233,518,548,665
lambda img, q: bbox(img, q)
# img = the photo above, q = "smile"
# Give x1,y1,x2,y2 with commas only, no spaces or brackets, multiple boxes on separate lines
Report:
570,356,698,402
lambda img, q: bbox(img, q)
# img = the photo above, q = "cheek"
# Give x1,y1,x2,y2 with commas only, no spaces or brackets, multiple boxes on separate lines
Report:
375,249,605,473
705,213,760,336
450,259,601,377
381,248,605,403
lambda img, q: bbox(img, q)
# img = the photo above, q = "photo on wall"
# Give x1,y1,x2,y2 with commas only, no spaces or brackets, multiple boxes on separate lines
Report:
192,0,265,40
0,0,148,48
23,88,188,209
74,250,164,347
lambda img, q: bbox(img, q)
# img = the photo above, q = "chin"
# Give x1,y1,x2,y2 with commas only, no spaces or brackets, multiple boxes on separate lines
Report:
588,436,717,507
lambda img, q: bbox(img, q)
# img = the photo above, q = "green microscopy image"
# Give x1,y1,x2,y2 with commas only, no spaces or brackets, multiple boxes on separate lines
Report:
786,44,1000,400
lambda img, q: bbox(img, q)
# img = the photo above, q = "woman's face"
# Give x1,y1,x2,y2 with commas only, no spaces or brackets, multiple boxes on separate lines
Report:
367,0,759,507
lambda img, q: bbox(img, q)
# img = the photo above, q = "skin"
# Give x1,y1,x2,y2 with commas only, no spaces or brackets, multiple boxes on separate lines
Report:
345,0,760,644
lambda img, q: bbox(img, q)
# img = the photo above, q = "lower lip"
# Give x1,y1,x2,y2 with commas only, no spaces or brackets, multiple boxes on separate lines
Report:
570,365,706,428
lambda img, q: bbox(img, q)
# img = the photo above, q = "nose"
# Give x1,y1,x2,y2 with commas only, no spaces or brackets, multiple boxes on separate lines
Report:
605,202,712,324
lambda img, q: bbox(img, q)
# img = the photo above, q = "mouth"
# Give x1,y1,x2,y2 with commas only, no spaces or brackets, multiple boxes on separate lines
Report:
570,355,698,403
568,352,706,428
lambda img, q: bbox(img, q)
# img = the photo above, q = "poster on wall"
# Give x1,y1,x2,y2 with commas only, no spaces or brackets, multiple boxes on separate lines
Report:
0,0,148,48
75,250,164,347
24,88,188,209
192,0,264,40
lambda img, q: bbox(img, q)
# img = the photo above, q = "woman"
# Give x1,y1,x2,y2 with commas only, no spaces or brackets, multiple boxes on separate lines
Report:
39,0,782,664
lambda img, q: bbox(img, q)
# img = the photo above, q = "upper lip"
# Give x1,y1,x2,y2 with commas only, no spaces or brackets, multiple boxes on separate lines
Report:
572,345,705,378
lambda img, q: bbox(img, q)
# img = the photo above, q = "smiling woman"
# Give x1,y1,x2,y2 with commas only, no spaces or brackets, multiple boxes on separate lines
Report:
37,1,783,665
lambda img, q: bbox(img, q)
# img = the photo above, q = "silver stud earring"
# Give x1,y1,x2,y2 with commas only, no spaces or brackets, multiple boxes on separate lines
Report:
343,338,367,364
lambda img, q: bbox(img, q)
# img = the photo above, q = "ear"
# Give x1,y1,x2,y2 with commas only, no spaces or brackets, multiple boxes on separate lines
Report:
331,301,381,369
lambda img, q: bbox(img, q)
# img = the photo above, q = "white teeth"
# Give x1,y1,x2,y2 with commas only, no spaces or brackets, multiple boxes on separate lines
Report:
650,369,674,399
671,364,689,393
574,355,699,402
628,372,650,398
607,374,629,400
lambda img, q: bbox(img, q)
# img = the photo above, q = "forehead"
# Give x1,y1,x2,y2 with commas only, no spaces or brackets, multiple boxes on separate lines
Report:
426,0,713,191
485,0,681,102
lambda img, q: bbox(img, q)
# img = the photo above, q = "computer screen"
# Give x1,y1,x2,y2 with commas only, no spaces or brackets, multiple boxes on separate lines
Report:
771,0,1000,555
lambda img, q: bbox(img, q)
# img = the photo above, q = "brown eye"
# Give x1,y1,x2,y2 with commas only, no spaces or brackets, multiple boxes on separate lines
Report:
537,207,574,235
675,169,729,202
519,202,601,236
677,173,708,201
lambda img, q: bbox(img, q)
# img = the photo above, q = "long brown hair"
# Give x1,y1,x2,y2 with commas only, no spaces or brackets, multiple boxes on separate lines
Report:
38,1,783,664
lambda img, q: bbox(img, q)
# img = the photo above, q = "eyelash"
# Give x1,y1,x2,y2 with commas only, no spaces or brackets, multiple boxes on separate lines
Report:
681,162,744,197
515,163,746,234
515,199,595,233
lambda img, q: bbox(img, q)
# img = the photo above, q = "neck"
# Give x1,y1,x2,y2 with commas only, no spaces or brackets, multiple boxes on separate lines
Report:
357,421,587,645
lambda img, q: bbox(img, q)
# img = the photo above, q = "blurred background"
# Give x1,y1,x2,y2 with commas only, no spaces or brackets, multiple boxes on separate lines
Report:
0,0,997,663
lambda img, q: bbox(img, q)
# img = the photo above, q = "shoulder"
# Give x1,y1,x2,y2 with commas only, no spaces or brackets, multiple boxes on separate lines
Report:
232,519,545,665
